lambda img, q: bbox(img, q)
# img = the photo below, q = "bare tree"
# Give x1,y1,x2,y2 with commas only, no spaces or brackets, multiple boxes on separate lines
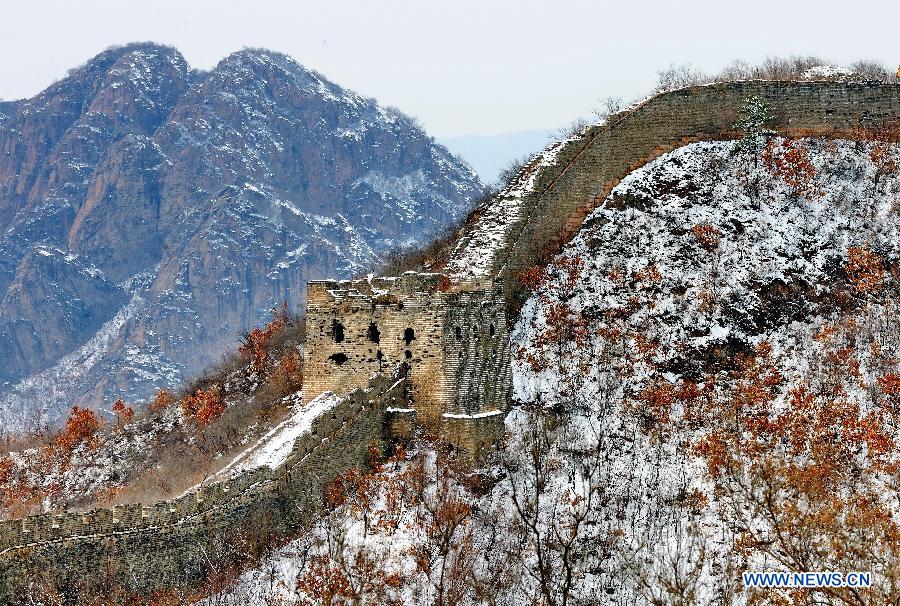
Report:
656,63,707,93
592,96,624,122
619,520,735,606
849,59,893,83
498,411,608,606
412,451,477,606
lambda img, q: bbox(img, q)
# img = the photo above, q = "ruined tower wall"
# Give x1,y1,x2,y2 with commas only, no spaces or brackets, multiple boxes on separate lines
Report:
303,273,452,428
7,80,895,602
302,273,513,453
440,289,511,417
437,288,512,457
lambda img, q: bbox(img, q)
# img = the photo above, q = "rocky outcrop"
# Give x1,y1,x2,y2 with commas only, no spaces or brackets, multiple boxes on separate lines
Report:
0,44,482,431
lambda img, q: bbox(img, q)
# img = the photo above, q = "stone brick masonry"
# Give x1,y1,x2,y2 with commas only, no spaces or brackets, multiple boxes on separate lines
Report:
303,273,512,458
0,370,407,603
448,81,900,305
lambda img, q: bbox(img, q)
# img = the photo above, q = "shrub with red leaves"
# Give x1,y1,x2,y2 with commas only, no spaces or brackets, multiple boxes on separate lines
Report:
112,399,134,427
55,406,102,452
180,387,226,428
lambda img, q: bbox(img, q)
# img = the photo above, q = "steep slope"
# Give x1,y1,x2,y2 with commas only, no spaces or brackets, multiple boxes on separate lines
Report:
208,136,900,605
0,44,190,392
503,136,900,604
0,312,312,516
0,44,482,432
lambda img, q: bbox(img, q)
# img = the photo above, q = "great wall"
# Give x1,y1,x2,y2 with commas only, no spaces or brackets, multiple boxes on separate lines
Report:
1,80,899,602
445,80,900,306
0,371,408,600
303,272,512,458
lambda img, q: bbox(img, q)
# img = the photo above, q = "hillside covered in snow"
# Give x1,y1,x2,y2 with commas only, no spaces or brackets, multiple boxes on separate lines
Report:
0,43,483,433
208,134,900,605
0,310,312,515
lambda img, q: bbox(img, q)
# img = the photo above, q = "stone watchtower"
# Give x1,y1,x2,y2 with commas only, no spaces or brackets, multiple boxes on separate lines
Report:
302,272,512,457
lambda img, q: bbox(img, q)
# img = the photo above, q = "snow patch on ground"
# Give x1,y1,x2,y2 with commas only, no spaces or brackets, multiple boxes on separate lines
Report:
207,391,341,482
446,137,573,278
507,136,900,603
213,136,900,604
0,294,144,432
801,65,854,80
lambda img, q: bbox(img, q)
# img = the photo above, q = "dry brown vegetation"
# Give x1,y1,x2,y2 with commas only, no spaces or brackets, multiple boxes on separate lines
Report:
0,308,308,516
609,240,900,603
107,309,307,506
762,139,820,199
690,223,722,251
655,56,897,94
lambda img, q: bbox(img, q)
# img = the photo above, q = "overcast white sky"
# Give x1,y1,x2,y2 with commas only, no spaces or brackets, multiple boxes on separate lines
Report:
2,0,898,137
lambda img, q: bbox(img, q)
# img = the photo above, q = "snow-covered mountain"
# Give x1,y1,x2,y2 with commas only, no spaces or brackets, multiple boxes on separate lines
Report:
208,136,900,604
0,43,483,432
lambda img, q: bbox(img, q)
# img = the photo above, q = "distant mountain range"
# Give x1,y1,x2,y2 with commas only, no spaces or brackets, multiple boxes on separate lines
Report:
439,129,556,185
0,43,483,432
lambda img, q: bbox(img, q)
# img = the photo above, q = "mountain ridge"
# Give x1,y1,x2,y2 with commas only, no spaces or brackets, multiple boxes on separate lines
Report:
0,42,483,432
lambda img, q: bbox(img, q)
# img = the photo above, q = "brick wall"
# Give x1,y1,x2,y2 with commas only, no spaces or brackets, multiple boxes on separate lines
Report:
303,273,512,450
441,288,511,416
448,81,900,303
0,370,407,604
304,273,451,428
3,80,892,602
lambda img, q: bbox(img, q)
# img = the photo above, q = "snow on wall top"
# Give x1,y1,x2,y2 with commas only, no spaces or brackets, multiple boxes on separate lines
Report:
445,138,573,278
446,80,900,284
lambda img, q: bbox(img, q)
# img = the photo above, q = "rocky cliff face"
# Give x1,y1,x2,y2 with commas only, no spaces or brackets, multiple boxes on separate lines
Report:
0,43,482,432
